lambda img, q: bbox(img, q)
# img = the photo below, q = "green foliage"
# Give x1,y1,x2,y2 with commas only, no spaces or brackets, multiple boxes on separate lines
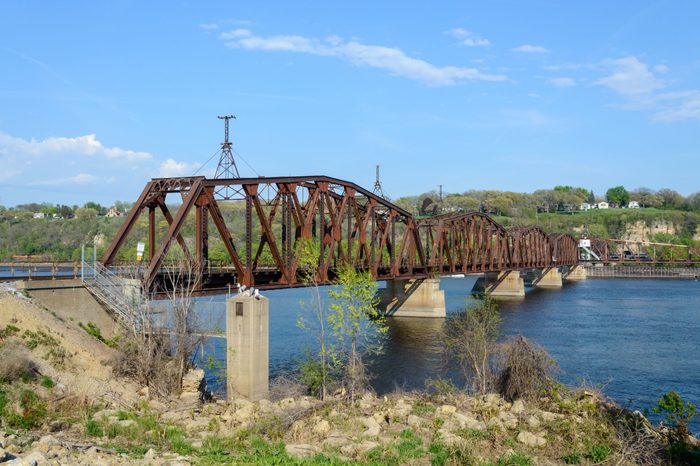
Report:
40,376,54,389
561,452,581,464
204,354,226,387
497,452,533,466
424,377,458,396
0,324,20,342
412,400,436,416
327,266,386,401
652,390,697,438
584,443,612,462
605,185,630,206
79,322,118,348
2,388,48,429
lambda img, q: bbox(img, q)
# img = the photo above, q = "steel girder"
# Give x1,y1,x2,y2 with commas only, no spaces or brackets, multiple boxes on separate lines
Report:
102,176,581,295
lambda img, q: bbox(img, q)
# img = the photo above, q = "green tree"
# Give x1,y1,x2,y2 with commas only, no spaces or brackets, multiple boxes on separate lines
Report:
295,238,332,399
587,190,596,204
75,207,98,219
442,298,502,395
327,266,386,402
652,390,697,439
605,185,630,206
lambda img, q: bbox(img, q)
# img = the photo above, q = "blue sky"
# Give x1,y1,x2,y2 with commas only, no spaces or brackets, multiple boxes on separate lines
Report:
1,1,699,206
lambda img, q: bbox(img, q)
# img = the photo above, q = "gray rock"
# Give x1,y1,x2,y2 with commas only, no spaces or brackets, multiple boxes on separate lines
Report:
285,444,317,458
516,430,547,447
453,412,486,430
437,405,457,415
511,399,525,414
407,414,423,427
312,419,330,436
362,417,381,436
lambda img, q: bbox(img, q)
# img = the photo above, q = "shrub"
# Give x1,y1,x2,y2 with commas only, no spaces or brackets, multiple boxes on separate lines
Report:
0,342,38,382
442,297,501,394
496,336,557,401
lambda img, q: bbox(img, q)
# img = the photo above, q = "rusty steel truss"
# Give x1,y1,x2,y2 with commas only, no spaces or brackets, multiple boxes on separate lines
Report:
102,176,579,295
584,237,699,264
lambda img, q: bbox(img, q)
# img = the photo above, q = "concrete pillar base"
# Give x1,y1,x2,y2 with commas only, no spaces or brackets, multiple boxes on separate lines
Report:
565,265,587,281
534,267,563,288
226,294,269,401
472,271,525,299
379,279,446,318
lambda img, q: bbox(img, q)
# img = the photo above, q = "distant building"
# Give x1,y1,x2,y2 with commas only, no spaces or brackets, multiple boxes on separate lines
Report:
580,202,592,211
596,202,609,209
628,201,640,208
105,206,123,217
33,212,46,219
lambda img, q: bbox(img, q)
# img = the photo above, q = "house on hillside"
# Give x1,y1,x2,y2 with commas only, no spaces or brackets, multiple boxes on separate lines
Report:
628,201,640,209
33,212,46,219
105,206,123,217
596,201,609,209
580,202,592,211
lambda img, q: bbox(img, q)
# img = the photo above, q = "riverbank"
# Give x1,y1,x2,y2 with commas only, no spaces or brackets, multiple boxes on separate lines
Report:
2,389,694,465
1,285,699,464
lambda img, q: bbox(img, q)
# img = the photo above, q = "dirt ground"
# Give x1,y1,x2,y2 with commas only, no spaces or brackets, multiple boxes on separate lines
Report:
0,284,140,407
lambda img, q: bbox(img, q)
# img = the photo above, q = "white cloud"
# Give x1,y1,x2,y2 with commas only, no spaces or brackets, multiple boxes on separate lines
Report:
199,23,219,31
0,132,152,161
158,158,201,177
30,173,103,186
596,56,665,97
218,29,506,86
652,91,700,122
592,57,700,122
446,28,490,47
548,77,575,87
513,44,549,54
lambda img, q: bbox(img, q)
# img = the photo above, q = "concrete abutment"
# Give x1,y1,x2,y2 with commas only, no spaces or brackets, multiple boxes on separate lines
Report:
379,278,446,318
471,271,525,299
564,265,588,281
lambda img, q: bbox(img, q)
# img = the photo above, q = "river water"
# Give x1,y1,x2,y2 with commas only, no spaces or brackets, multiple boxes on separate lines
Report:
194,277,700,433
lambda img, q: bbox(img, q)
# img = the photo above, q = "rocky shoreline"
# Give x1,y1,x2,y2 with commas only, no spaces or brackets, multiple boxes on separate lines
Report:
2,387,692,465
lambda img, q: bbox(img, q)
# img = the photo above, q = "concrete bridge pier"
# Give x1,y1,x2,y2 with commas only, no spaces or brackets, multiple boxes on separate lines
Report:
226,293,269,401
564,265,587,281
378,278,446,318
471,271,525,299
532,267,563,288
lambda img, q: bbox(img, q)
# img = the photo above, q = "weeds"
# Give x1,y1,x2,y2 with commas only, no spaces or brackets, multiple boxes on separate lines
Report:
79,322,118,348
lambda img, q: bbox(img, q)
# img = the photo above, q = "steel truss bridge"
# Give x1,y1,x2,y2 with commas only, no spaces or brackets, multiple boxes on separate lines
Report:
101,176,580,296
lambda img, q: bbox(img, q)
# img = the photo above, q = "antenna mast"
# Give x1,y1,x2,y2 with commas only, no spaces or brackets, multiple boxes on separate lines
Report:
214,115,240,199
373,164,387,198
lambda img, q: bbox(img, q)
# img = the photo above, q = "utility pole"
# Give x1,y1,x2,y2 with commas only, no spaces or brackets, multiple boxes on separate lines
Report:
373,164,387,198
215,115,240,199
438,184,443,202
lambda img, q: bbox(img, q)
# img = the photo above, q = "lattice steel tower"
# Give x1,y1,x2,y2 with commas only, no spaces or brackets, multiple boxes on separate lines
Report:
373,164,387,198
214,115,240,199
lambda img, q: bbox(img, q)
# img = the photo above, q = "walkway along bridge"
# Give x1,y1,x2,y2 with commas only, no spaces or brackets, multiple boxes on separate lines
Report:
100,175,582,301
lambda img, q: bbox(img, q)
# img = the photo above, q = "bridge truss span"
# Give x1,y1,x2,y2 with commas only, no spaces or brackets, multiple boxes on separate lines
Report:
102,176,580,295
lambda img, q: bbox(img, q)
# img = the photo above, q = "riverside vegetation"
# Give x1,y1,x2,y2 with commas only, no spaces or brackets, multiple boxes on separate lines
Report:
0,272,699,465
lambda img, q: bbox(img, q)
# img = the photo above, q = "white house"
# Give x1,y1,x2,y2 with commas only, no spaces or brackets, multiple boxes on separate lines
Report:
596,201,609,209
105,206,123,218
32,212,46,219
580,202,592,211
628,201,640,208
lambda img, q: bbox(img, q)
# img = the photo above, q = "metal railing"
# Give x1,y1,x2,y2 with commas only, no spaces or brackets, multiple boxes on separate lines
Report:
81,261,144,328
